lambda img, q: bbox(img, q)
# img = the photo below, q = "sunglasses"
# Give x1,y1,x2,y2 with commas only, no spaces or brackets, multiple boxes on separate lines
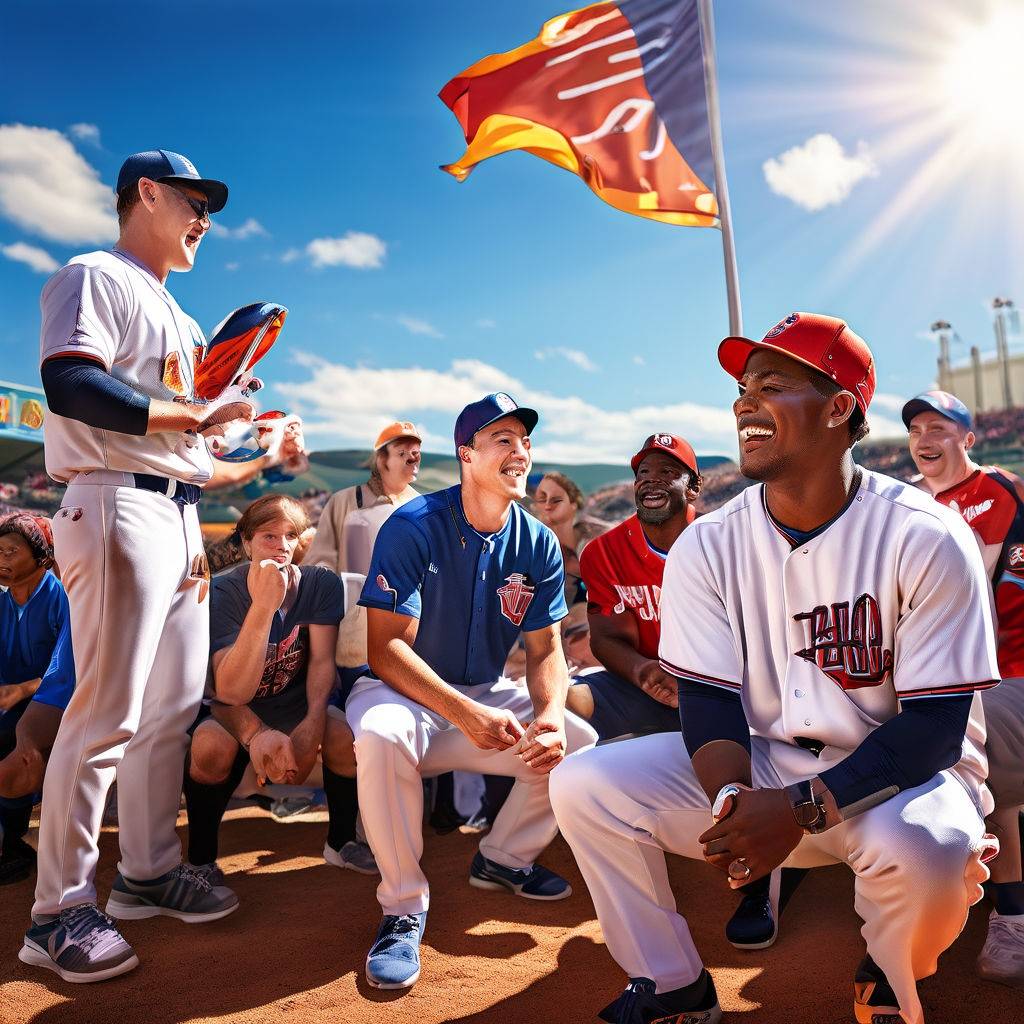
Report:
163,183,210,222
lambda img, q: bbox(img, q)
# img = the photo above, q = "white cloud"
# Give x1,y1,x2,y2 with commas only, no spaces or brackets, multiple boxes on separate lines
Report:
275,354,737,463
476,318,497,329
225,262,239,272
281,248,300,263
68,123,101,146
208,217,268,240
0,124,117,243
2,241,58,273
396,315,443,338
763,133,877,212
633,355,646,366
535,347,598,372
306,231,386,269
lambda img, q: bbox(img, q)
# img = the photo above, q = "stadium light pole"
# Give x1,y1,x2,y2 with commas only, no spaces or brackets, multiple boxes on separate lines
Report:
931,319,952,393
993,297,1015,409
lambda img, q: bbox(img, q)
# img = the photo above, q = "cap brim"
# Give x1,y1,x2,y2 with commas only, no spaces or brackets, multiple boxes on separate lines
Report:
471,406,539,443
718,335,837,385
159,175,229,213
375,433,422,451
901,398,935,429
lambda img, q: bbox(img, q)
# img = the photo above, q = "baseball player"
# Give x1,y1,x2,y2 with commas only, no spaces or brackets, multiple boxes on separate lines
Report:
22,150,249,984
348,392,597,990
551,314,998,1024
903,390,1024,988
0,515,74,886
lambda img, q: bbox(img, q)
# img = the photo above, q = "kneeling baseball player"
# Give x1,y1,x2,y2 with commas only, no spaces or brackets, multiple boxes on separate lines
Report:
349,392,597,991
552,314,998,1024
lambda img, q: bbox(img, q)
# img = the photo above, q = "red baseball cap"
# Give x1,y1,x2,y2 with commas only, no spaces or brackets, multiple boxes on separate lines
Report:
717,312,876,415
631,433,699,476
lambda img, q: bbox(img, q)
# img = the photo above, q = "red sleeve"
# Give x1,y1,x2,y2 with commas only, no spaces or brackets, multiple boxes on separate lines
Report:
579,534,618,617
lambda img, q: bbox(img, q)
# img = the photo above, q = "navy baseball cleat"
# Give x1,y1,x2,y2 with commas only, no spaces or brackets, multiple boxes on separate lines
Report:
726,866,807,949
468,851,572,900
365,911,426,989
854,955,901,1024
105,863,238,923
599,973,722,1024
19,904,139,983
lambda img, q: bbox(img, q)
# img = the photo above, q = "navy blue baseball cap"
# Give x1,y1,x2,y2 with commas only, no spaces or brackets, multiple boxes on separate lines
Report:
116,150,228,213
901,390,973,431
454,392,539,449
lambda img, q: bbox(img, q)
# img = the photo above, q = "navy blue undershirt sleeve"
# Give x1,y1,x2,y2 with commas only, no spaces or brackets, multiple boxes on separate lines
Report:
677,678,751,758
41,357,150,436
820,694,972,817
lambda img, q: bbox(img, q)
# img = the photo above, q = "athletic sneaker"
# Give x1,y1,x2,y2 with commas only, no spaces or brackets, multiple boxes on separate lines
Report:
468,851,572,900
0,837,37,886
854,955,901,1024
598,973,722,1024
365,911,426,989
323,840,378,875
977,910,1024,988
105,863,238,923
726,866,807,949
184,861,226,887
19,904,139,983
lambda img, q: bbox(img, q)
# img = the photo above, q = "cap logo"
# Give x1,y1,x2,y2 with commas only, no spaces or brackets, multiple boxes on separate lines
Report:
495,393,516,412
655,434,673,447
764,313,800,340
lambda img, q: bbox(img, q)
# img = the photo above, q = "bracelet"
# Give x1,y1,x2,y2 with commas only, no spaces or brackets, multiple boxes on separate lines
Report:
241,725,269,752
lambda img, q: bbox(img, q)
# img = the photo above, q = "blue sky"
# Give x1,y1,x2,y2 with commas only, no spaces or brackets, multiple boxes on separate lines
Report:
2,0,1021,463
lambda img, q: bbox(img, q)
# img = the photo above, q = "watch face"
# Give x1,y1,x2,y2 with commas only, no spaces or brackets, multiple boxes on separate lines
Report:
794,802,821,829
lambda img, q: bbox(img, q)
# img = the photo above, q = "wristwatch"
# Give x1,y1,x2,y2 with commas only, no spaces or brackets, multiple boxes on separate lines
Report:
785,779,828,834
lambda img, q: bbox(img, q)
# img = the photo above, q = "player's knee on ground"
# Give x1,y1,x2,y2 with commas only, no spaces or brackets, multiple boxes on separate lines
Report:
0,745,46,799
352,702,420,764
188,722,241,785
322,713,357,776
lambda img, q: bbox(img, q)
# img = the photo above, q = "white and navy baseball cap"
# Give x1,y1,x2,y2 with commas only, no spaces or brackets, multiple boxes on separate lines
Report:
901,390,973,431
454,393,538,450
116,150,228,213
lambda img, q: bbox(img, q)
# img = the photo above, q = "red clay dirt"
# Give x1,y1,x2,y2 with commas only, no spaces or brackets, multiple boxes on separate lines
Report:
0,806,1018,1024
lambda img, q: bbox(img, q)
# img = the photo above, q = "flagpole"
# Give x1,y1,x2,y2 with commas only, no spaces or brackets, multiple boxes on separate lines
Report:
697,0,743,337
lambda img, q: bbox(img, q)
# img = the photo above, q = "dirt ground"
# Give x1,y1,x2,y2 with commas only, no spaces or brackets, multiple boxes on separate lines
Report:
0,806,1019,1024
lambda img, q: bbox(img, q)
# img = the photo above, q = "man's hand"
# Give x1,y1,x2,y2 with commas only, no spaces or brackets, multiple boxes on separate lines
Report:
635,661,679,708
0,683,31,712
197,385,257,435
247,559,288,613
453,700,525,751
248,729,298,785
515,716,567,775
289,716,323,783
0,741,46,799
698,787,802,888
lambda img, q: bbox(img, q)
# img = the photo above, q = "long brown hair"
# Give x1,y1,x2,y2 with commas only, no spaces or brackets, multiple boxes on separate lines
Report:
235,494,309,543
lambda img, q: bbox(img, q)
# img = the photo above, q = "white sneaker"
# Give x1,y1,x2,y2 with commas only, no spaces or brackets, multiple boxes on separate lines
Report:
324,840,378,875
977,910,1024,988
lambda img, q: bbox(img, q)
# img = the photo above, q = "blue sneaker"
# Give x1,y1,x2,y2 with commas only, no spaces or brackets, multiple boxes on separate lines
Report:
468,851,572,900
365,912,426,989
19,904,139,984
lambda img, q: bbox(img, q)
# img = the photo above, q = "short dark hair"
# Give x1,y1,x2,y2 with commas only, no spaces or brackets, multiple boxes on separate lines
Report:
116,184,142,228
808,373,870,445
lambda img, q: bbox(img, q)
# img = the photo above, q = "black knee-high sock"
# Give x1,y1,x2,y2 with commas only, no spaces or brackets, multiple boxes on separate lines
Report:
183,749,250,866
0,804,33,855
324,766,359,852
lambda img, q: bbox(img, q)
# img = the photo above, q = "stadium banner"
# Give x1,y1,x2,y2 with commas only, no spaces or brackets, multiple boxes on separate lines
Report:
0,380,47,442
438,0,718,227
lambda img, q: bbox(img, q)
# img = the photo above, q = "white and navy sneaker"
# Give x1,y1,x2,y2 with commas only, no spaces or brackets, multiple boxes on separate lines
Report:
365,912,426,989
19,904,139,983
105,863,238,923
324,840,378,875
977,910,1024,989
468,851,572,900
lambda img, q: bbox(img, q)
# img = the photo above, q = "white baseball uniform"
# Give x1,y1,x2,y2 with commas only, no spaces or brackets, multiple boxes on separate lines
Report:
551,468,999,1024
33,248,212,917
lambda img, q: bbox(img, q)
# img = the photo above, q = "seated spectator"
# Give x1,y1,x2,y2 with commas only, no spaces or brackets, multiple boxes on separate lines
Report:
183,495,375,877
0,514,74,885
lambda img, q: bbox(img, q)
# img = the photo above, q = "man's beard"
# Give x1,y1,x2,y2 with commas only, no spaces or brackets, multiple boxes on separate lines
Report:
636,495,682,526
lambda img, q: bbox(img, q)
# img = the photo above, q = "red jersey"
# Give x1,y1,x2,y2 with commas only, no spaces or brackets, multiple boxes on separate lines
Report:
935,466,1024,678
579,511,691,660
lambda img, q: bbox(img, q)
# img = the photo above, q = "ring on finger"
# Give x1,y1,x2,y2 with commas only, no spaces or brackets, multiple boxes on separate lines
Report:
728,857,751,881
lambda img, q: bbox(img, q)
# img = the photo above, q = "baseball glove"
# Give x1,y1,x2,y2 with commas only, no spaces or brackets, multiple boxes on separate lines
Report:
195,302,288,401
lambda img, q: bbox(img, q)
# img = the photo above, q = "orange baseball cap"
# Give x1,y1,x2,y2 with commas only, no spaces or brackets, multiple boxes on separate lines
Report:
631,433,699,476
374,421,422,451
718,312,876,415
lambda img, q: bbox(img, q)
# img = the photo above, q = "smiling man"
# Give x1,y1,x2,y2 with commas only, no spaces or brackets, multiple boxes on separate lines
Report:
552,314,999,1024
904,390,1024,989
348,392,597,991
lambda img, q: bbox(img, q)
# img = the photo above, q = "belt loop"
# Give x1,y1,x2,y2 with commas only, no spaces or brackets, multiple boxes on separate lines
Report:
166,478,176,498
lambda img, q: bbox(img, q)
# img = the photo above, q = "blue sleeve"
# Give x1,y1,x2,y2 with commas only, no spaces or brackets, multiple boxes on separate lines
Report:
209,571,252,655
521,526,569,632
358,515,430,618
41,356,150,435
677,678,751,758
32,585,75,711
820,695,972,817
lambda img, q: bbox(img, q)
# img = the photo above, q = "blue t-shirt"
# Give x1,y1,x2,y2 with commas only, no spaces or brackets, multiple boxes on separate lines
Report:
359,485,568,686
0,570,75,711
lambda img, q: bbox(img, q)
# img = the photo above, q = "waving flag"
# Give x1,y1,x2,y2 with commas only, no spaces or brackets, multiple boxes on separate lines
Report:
439,0,718,227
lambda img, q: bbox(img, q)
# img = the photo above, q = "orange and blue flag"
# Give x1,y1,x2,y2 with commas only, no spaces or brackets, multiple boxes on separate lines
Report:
439,0,717,227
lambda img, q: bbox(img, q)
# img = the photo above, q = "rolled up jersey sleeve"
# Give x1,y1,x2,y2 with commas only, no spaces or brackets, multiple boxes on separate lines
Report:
521,528,569,632
359,515,430,618
658,525,743,694
40,263,128,370
32,588,75,711
894,514,1000,699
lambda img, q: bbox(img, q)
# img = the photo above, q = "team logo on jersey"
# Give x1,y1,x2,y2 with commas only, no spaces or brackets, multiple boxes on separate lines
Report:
794,593,893,691
162,352,186,395
959,499,994,523
1009,544,1024,569
764,313,800,339
612,584,661,622
497,573,535,626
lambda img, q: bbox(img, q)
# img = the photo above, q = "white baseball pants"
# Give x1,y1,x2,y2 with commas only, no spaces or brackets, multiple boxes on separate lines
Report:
550,732,988,1024
347,675,597,916
33,476,209,917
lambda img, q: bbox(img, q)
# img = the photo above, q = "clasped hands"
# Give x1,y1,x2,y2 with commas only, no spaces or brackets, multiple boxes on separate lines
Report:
455,701,567,775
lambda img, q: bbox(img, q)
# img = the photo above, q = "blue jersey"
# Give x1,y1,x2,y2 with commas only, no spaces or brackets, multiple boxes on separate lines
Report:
0,570,75,711
359,484,567,686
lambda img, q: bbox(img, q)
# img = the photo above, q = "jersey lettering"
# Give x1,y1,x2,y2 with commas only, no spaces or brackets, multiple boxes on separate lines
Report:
611,583,661,621
794,593,893,690
497,573,535,627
